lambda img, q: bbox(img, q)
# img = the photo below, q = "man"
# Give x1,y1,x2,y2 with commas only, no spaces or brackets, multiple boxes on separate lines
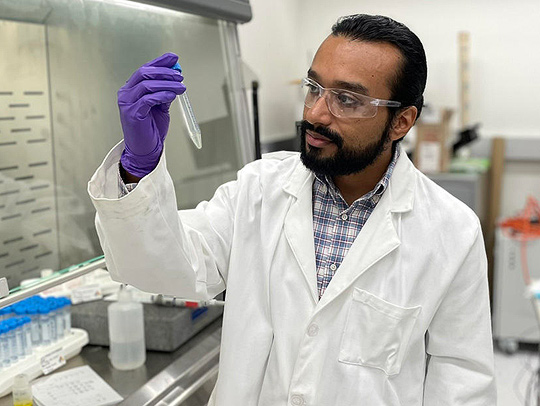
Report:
89,14,496,405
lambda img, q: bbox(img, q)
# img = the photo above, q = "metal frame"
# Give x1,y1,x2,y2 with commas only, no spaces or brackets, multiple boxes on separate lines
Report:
219,20,255,166
118,328,221,405
0,257,106,309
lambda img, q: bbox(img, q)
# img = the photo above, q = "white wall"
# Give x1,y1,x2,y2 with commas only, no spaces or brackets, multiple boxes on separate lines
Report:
238,0,540,142
237,0,305,142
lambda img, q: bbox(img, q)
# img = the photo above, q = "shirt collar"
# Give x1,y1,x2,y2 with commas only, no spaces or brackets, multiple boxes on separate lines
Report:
314,147,401,208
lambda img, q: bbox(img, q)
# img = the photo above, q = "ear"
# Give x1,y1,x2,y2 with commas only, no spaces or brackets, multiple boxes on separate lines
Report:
389,106,417,142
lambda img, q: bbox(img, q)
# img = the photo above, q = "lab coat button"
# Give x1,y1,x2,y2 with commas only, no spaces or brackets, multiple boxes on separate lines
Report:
307,323,319,337
291,395,305,406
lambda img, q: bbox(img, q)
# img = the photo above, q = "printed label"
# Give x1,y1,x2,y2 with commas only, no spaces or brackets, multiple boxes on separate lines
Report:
41,347,66,375
71,284,102,304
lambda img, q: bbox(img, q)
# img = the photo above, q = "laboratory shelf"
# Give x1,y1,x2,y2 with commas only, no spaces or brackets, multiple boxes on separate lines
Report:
0,328,89,398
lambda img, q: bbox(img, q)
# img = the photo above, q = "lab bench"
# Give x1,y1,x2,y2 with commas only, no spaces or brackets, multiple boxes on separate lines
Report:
0,318,222,406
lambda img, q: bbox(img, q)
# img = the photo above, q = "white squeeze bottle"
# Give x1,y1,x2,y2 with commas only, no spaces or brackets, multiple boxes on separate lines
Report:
107,287,146,370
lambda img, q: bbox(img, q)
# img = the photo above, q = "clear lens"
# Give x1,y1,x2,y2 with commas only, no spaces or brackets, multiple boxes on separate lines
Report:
301,79,321,109
329,90,377,118
301,78,378,118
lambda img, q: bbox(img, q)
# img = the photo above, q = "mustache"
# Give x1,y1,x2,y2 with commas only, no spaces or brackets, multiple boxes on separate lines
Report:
300,120,344,148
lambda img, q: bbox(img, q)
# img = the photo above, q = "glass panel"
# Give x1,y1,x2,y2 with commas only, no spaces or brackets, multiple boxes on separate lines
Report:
7,255,104,295
0,0,242,291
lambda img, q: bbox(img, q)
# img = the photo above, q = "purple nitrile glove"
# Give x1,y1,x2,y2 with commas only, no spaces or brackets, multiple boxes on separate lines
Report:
118,53,186,179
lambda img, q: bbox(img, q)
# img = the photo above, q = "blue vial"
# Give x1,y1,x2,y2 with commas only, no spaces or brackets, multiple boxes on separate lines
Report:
0,323,5,370
38,306,51,346
13,319,25,359
0,307,9,322
0,306,13,321
6,321,18,363
13,303,26,317
63,298,72,335
47,299,57,343
21,317,32,356
0,323,10,368
55,299,65,340
28,305,41,347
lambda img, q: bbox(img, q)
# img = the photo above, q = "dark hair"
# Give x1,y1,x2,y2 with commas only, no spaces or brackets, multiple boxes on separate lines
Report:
331,14,427,121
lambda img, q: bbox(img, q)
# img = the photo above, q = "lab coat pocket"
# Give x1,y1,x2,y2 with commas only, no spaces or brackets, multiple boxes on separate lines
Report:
339,287,421,375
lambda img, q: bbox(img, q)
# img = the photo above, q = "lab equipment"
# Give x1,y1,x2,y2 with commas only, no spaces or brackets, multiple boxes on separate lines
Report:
0,307,13,321
38,306,51,347
0,324,10,368
21,318,32,356
0,324,7,369
46,300,57,343
62,297,72,335
55,300,65,340
171,62,202,149
27,306,40,346
107,288,146,370
0,328,3,370
493,197,540,353
0,327,89,399
13,319,24,359
151,294,225,308
12,373,33,406
301,77,401,118
6,321,17,363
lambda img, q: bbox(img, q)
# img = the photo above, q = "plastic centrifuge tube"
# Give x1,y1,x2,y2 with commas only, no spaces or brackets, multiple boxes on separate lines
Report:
12,373,33,406
171,63,202,149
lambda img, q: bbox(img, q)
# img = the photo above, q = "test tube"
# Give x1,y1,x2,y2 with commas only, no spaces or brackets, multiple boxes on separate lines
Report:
13,319,24,359
0,306,13,321
39,306,50,347
55,299,64,340
47,299,57,343
0,324,5,370
22,317,32,356
6,321,18,363
171,63,202,149
0,324,10,368
63,298,72,335
12,374,33,406
28,305,41,347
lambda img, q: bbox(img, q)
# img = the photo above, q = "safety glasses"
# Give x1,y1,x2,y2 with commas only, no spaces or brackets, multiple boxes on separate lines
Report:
301,77,401,119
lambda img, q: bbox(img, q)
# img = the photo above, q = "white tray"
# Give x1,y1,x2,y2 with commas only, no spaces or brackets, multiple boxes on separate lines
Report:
0,328,89,397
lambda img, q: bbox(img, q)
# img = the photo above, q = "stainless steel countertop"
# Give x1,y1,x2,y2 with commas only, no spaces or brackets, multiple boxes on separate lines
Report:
0,318,222,406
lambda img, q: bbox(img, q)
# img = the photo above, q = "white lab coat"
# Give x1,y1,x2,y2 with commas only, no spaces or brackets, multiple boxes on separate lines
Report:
88,141,496,406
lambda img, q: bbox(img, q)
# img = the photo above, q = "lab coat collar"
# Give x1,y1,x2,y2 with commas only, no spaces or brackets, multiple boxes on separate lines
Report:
282,145,416,306
283,144,416,214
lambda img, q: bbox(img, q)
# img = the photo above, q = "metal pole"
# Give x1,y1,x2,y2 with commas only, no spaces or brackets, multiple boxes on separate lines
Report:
252,80,261,160
218,20,255,166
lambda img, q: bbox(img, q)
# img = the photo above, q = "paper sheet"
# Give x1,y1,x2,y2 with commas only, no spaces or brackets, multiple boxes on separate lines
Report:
32,365,123,406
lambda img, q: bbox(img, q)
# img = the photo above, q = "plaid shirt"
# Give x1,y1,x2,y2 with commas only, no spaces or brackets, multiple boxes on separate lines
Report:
312,150,400,299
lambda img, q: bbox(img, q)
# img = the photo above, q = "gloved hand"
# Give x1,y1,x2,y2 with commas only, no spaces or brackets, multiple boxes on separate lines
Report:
118,53,186,179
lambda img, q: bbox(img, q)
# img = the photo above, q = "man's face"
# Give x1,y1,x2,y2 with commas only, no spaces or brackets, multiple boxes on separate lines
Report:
300,35,403,176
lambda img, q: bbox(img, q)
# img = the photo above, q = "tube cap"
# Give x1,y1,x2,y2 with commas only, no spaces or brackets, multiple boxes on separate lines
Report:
13,374,30,389
118,288,132,303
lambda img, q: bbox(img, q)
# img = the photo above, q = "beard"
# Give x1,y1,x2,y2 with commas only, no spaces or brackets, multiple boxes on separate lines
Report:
299,119,392,176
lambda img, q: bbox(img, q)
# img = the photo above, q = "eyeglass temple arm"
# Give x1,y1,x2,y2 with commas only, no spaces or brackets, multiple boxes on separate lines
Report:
372,100,402,107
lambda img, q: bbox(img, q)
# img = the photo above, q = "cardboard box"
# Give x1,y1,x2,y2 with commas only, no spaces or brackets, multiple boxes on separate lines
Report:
414,109,453,173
